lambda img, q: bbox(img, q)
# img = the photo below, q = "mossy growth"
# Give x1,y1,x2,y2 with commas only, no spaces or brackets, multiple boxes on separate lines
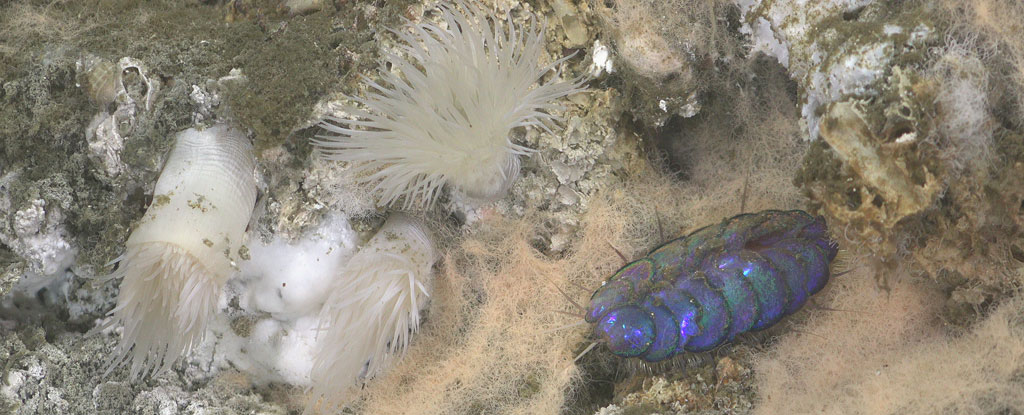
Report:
804,1,939,66
217,3,383,153
51,0,413,152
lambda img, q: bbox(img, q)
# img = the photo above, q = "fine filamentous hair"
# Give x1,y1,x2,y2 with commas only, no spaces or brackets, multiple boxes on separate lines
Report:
307,214,437,413
314,1,585,208
98,125,257,379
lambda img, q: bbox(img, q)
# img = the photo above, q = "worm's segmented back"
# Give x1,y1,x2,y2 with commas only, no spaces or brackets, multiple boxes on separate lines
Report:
585,210,839,361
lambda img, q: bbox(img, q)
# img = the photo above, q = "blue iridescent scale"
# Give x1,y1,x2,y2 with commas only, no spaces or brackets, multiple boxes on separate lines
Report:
585,210,839,361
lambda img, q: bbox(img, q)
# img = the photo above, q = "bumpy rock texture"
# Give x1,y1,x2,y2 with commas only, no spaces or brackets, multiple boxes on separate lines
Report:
767,0,1024,322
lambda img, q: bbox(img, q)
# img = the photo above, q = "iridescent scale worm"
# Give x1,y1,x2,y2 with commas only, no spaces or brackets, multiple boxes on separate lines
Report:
585,210,839,361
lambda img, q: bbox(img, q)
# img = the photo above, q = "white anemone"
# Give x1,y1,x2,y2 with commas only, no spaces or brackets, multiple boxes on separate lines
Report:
314,1,585,208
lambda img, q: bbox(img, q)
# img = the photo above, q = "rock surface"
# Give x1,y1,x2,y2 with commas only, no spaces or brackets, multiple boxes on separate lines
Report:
1,0,1023,414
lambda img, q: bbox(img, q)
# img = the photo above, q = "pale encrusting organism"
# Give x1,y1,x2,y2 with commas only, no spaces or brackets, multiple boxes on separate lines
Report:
314,1,585,208
99,124,257,379
307,213,437,413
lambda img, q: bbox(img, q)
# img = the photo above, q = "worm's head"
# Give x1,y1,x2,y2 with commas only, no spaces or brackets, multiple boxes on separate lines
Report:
591,305,654,358
585,259,656,358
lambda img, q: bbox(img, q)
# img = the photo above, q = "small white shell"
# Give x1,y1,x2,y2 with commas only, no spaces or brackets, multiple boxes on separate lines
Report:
102,124,257,379
78,56,121,106
77,55,157,110
308,213,437,411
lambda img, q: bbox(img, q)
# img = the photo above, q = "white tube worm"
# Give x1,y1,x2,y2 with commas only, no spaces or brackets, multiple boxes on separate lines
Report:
308,213,437,412
101,124,257,379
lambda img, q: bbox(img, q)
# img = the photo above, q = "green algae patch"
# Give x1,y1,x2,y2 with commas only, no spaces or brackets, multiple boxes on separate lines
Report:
221,11,344,153
3,0,416,154
0,0,418,273
58,0,364,152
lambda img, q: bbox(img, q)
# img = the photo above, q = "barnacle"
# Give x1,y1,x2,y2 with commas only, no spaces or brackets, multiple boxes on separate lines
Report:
76,55,156,110
99,124,257,379
307,213,437,412
314,1,585,208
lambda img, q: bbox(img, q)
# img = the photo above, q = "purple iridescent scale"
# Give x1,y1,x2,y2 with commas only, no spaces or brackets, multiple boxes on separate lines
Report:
585,210,839,362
